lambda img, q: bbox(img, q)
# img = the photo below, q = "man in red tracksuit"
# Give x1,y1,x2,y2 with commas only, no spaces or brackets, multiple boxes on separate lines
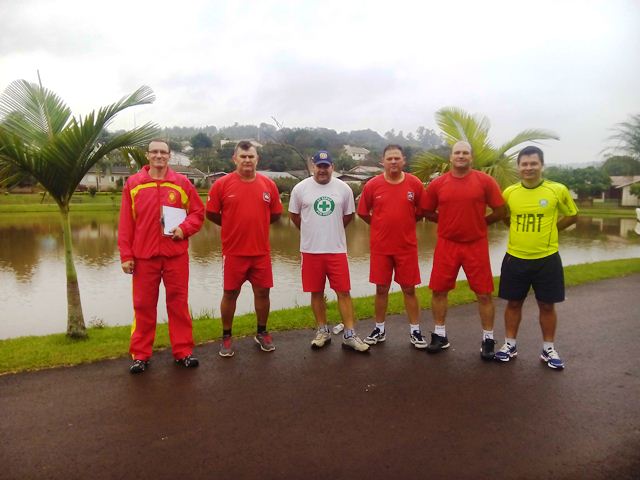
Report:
118,139,204,374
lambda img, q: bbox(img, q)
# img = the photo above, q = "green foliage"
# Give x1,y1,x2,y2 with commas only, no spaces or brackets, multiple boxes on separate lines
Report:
334,152,356,172
258,144,306,171
190,131,213,149
0,79,157,337
412,107,559,189
88,186,97,197
630,183,640,197
545,166,611,200
605,113,640,160
273,177,300,195
601,155,640,176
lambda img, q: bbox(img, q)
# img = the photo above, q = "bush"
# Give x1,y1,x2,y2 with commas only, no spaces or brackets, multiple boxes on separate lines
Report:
88,186,97,197
273,177,300,195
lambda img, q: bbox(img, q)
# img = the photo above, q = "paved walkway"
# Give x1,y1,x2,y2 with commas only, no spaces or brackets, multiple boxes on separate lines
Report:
1,275,639,480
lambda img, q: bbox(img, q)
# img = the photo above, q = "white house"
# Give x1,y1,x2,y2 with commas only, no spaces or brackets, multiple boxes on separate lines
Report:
343,145,370,162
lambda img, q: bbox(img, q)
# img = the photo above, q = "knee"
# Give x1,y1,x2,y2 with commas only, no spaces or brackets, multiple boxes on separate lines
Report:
222,290,240,301
376,285,390,295
253,287,270,300
537,301,555,313
401,286,416,297
336,291,351,300
476,293,493,305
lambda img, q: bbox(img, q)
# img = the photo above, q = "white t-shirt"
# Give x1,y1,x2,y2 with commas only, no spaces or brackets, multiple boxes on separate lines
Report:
288,177,355,253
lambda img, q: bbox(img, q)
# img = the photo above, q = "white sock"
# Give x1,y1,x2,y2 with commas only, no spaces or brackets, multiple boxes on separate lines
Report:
434,325,446,337
482,330,494,340
543,341,554,352
344,329,354,338
375,322,385,333
410,324,420,334
319,324,330,333
505,337,517,347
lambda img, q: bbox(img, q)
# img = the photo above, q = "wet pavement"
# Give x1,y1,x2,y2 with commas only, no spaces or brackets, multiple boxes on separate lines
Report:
1,275,639,479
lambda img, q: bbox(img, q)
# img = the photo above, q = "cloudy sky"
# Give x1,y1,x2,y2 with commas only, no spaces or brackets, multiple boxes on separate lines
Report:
2,0,639,164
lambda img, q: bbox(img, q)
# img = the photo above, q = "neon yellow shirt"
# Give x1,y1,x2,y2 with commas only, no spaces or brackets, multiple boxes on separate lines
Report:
503,180,578,259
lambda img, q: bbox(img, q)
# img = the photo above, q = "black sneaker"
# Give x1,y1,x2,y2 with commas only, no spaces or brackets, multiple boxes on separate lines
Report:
175,355,199,368
426,332,450,353
129,359,148,374
480,338,496,361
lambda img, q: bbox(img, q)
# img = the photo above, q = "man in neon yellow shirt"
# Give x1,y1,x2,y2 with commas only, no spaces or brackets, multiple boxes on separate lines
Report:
496,146,578,369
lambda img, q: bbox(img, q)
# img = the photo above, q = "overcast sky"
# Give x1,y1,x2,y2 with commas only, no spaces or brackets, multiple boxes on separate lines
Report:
2,0,639,164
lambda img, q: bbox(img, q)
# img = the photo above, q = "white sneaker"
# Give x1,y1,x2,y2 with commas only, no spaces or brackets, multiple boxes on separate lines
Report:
342,334,370,352
311,329,332,349
410,330,428,349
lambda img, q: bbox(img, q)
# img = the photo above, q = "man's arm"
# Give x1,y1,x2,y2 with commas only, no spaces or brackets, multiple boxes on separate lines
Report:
557,214,578,231
270,213,281,224
485,204,506,225
343,213,354,227
289,212,301,229
206,211,222,225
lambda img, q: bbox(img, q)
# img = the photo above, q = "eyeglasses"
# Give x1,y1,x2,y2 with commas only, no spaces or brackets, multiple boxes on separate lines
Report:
148,150,170,155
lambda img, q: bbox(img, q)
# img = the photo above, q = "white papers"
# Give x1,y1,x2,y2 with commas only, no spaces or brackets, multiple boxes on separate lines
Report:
162,205,187,235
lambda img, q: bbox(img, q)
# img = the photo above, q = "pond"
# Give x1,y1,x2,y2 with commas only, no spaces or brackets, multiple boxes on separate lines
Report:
1,212,639,339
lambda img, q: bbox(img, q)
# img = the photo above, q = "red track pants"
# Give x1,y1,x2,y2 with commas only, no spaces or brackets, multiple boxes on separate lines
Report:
130,253,194,360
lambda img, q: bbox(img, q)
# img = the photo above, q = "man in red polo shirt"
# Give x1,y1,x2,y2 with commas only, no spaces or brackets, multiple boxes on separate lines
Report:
119,139,204,374
206,140,283,357
357,144,428,349
421,141,505,360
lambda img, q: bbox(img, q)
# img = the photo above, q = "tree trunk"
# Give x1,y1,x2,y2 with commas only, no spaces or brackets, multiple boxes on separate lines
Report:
60,206,87,338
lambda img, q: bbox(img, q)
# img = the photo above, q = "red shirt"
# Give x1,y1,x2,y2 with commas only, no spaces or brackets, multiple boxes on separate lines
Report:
421,170,504,242
206,172,283,256
357,173,423,255
118,165,204,262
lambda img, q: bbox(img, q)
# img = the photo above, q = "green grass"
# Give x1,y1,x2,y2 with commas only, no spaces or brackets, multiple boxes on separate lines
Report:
1,258,639,375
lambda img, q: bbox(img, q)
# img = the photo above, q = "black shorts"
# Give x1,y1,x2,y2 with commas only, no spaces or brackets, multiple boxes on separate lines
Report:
498,252,565,304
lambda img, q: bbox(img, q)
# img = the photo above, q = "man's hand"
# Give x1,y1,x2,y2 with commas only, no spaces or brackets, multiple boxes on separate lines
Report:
121,260,135,274
170,227,185,240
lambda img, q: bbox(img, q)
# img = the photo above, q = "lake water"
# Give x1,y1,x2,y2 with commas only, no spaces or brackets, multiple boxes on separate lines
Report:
1,212,639,339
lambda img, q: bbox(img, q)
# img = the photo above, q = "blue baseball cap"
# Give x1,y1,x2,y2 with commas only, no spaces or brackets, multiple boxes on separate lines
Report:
312,150,333,166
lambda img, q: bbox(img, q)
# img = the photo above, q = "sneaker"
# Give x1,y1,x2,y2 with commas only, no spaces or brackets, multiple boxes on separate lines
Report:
129,359,148,374
342,334,370,352
540,348,565,370
494,343,518,362
219,335,235,357
175,354,199,368
255,332,276,352
426,332,450,353
311,329,332,349
480,338,496,361
364,327,386,345
410,330,428,349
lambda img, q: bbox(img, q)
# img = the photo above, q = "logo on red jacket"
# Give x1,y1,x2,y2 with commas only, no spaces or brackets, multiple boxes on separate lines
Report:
407,191,414,202
168,191,177,204
263,192,271,203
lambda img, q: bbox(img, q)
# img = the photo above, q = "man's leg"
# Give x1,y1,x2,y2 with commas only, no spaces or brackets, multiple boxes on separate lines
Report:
476,293,495,331
220,289,240,331
374,284,390,324
130,257,161,361
402,285,420,325
336,290,354,329
538,301,557,342
310,291,327,327
163,253,195,361
504,299,525,339
252,285,271,329
431,290,448,326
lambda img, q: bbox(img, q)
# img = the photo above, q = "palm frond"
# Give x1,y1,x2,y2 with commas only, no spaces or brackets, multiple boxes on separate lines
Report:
495,129,560,157
0,80,72,143
411,151,449,181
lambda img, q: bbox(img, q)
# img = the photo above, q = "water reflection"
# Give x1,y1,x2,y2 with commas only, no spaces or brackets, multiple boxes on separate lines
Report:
0,212,638,339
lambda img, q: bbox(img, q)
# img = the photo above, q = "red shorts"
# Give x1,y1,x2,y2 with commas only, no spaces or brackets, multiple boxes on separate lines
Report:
369,251,421,287
223,254,273,290
301,253,351,292
429,236,494,294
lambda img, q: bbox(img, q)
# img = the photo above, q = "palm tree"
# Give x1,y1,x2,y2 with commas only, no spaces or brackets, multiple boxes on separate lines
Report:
412,107,559,188
605,113,640,160
0,79,158,338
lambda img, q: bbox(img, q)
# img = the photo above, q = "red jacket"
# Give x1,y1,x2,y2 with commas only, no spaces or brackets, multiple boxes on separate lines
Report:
118,165,204,262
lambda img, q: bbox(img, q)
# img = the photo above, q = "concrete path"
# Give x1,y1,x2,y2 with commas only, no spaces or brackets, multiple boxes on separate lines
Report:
1,275,639,479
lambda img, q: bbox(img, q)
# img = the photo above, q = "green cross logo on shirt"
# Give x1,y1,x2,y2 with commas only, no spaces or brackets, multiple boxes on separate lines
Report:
313,196,335,216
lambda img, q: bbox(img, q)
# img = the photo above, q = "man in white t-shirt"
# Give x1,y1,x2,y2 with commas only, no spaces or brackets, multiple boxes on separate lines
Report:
289,150,369,352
